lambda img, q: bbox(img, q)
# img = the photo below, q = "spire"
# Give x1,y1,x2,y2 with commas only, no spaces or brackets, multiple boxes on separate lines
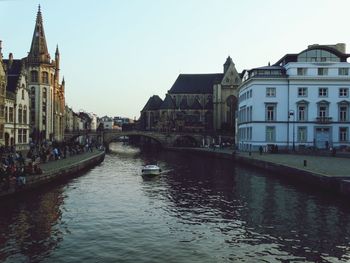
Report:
28,5,50,63
0,40,2,61
223,56,234,73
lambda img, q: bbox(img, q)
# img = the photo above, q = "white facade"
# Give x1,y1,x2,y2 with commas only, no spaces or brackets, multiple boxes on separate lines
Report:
238,44,350,151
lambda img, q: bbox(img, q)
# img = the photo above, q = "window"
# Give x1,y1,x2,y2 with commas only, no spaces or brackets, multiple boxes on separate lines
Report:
23,129,27,143
339,68,349,76
266,126,275,142
42,72,49,84
18,105,23,124
298,105,307,121
318,68,328,76
297,68,307,75
319,88,328,97
297,127,307,142
340,127,348,142
18,129,22,144
31,71,38,82
339,105,348,121
298,87,307,97
339,88,349,97
266,104,276,121
5,107,7,122
0,106,4,118
9,107,13,122
318,103,329,118
21,89,24,100
266,87,276,97
23,106,27,124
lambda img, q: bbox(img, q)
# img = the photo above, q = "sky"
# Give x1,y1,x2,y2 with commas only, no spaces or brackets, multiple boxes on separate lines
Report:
1,0,350,119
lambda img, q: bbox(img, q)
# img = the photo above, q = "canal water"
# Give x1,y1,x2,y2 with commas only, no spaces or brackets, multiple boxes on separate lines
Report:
1,143,350,263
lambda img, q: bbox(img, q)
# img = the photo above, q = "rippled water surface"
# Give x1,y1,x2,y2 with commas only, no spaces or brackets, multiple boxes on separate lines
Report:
1,143,350,263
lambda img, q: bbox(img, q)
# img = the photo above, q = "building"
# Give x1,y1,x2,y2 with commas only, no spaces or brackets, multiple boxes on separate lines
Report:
65,105,74,131
238,43,350,151
0,42,6,146
3,55,30,150
140,57,241,134
25,6,65,142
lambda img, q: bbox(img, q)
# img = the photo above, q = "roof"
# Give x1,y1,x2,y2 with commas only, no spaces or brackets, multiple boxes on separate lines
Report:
3,59,23,93
141,95,163,112
274,45,350,66
169,74,224,94
160,94,175,110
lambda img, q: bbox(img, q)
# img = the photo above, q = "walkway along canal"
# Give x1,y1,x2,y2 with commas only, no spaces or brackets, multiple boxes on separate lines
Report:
168,147,350,197
0,150,105,198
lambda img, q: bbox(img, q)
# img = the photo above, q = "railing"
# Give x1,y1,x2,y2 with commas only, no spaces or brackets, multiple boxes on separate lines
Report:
316,116,332,123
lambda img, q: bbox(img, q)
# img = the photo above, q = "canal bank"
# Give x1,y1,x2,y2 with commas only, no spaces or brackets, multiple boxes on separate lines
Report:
167,147,350,197
0,150,105,198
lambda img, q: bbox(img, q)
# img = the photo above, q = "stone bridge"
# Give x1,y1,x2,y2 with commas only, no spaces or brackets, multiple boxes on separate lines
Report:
64,130,229,150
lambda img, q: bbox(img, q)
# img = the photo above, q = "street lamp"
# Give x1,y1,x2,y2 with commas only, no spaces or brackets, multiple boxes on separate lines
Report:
289,110,295,151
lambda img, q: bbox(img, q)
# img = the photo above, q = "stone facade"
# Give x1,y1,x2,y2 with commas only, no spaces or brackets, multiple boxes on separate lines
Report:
0,42,6,145
25,6,65,142
140,57,241,136
3,56,30,151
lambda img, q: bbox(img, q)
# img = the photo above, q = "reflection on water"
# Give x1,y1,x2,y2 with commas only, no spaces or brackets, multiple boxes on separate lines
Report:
1,142,350,262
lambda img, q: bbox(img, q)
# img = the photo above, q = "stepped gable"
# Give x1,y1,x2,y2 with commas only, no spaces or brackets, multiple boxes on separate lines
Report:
160,94,175,110
141,95,163,112
169,73,224,94
190,98,202,110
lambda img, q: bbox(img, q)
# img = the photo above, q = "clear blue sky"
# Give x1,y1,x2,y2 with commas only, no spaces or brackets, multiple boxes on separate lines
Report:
1,0,350,119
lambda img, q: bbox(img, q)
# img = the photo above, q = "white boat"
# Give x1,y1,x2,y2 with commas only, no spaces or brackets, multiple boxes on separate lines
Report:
142,165,161,176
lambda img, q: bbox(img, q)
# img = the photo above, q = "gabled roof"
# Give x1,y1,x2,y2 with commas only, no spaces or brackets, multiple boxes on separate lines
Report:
169,74,223,94
3,59,23,93
141,95,163,112
190,99,202,110
160,94,175,110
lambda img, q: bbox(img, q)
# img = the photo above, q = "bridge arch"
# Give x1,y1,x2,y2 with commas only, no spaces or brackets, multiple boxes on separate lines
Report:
173,135,199,147
104,132,164,150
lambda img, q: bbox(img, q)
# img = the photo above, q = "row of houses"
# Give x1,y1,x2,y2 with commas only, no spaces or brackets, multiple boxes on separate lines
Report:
140,43,350,151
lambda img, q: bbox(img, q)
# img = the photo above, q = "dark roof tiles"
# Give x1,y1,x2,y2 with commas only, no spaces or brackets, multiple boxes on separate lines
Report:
169,74,223,94
141,95,163,112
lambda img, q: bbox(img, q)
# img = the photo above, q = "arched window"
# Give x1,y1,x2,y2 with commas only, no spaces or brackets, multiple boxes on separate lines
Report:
18,104,23,124
31,71,38,82
23,106,27,124
21,89,25,100
42,72,49,84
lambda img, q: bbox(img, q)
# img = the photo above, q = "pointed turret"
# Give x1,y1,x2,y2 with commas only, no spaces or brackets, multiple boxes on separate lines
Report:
0,40,3,60
223,56,234,73
55,44,60,80
28,5,50,64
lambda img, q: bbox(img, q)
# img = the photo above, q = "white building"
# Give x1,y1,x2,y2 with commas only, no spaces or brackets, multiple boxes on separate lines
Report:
3,56,30,151
238,44,350,151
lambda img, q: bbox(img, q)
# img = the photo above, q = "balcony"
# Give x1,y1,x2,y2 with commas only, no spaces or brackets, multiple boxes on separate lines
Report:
316,116,332,123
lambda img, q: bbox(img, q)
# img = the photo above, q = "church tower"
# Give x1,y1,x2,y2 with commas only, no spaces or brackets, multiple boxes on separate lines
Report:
26,5,64,142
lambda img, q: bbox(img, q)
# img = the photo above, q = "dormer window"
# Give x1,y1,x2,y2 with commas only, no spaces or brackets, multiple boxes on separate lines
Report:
297,68,307,76
318,68,328,76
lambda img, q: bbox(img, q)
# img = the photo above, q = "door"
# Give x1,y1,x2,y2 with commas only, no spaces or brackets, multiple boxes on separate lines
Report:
315,127,330,149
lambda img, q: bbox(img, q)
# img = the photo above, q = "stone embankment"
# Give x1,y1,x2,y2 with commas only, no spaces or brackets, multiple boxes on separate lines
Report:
168,147,350,197
0,150,105,198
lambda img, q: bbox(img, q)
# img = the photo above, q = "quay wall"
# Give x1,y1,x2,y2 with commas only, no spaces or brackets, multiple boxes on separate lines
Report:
0,151,105,198
166,147,350,197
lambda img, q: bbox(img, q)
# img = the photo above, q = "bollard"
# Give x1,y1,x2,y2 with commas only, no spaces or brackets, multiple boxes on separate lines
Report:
303,160,307,167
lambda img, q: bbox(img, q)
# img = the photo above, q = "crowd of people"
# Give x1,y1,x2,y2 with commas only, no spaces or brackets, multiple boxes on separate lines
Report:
0,140,99,190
